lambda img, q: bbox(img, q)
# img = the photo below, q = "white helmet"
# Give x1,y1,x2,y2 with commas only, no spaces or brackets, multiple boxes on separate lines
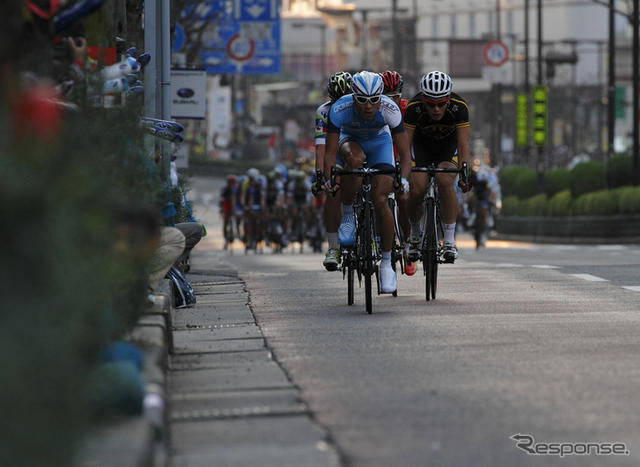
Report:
247,167,260,179
351,71,384,97
420,71,453,99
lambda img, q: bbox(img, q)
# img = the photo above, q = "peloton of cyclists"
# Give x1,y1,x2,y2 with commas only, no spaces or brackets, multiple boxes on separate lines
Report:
403,70,472,264
323,71,412,294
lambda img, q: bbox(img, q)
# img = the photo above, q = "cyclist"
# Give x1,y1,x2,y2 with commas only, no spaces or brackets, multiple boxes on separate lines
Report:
323,71,412,294
287,169,312,245
219,174,238,248
404,71,471,263
380,70,415,276
242,167,266,251
314,71,352,270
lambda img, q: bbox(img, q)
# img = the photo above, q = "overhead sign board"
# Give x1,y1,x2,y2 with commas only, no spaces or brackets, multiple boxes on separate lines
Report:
171,69,207,119
483,40,509,67
200,0,281,74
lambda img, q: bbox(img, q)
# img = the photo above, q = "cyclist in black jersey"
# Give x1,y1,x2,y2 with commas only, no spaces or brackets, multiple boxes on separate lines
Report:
403,71,472,263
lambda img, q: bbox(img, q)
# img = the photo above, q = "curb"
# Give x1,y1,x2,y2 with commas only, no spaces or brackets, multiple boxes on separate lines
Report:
74,279,174,467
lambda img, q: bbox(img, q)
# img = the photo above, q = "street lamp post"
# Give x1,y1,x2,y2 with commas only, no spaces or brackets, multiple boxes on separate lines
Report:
632,0,639,185
608,0,616,161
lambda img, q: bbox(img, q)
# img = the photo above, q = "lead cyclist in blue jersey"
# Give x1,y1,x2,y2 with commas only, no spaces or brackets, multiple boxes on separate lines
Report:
323,71,412,294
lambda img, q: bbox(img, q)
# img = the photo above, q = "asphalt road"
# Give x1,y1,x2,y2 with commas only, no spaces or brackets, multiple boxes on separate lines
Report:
185,175,640,467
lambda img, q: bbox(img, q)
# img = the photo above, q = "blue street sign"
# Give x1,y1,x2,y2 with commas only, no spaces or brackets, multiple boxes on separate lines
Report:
200,0,280,74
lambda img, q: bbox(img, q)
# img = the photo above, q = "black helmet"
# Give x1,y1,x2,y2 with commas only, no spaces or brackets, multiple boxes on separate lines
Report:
327,71,352,101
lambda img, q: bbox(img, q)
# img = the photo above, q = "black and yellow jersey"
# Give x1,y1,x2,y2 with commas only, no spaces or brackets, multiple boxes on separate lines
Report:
403,92,469,144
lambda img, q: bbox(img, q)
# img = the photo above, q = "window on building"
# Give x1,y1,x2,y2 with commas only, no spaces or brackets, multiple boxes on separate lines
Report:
469,13,476,38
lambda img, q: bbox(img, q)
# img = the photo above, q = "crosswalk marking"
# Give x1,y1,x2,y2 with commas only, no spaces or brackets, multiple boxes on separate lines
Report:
569,273,609,282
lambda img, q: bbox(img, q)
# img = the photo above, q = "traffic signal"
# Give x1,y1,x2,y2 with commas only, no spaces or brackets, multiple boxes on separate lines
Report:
516,93,528,147
532,85,547,146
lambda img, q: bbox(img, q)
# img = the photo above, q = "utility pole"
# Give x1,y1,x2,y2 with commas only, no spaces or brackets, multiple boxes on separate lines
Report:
361,9,369,69
144,0,172,179
524,0,530,165
633,0,639,185
537,0,544,188
608,0,616,162
495,0,503,167
392,0,399,68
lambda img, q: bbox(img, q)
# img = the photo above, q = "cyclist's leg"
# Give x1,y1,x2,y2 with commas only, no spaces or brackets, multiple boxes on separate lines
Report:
371,173,394,251
323,155,343,269
436,160,459,225
336,139,365,246
435,150,460,261
339,139,365,205
364,136,397,293
407,142,431,240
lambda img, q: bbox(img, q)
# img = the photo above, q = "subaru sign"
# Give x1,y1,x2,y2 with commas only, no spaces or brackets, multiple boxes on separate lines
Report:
171,69,207,119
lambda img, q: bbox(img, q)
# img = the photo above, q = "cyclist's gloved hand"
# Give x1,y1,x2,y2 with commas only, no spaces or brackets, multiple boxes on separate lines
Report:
458,179,473,193
400,177,410,194
311,181,323,197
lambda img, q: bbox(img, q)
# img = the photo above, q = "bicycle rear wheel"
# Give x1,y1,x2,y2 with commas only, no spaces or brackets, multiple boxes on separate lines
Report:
424,198,438,301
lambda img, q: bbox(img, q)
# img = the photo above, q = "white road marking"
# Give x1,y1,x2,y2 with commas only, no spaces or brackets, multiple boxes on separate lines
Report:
621,286,640,292
531,265,562,269
569,273,609,282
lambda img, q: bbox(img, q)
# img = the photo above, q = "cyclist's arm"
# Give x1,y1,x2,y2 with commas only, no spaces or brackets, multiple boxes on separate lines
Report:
391,128,411,180
315,144,325,173
323,131,339,179
456,125,471,169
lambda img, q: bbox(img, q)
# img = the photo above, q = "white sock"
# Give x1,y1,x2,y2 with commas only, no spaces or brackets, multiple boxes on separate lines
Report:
443,223,456,245
327,232,339,249
381,251,392,266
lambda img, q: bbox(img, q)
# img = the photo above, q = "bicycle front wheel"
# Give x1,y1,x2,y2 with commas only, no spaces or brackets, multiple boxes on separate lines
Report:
424,198,439,301
362,204,374,314
347,252,355,306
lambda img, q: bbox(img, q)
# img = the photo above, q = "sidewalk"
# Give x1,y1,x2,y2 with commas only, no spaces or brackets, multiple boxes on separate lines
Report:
74,252,341,467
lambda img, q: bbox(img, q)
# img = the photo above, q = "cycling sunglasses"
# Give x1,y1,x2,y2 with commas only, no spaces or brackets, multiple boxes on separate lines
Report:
385,93,402,99
423,98,450,109
354,95,381,105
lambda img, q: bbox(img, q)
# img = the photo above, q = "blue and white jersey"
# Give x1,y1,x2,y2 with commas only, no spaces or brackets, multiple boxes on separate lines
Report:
327,94,405,141
314,100,332,146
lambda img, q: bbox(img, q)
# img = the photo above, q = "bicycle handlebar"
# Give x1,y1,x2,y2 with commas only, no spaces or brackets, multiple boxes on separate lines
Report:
411,162,469,184
329,164,402,196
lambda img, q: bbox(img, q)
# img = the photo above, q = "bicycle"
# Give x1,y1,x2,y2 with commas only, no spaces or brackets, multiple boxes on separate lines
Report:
222,210,236,250
410,163,468,301
331,164,401,314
